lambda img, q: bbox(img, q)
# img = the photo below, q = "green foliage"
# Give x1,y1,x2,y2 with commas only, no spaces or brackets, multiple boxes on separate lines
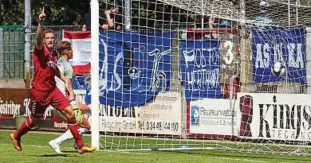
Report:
0,0,24,25
0,0,242,28
0,0,193,28
0,0,90,25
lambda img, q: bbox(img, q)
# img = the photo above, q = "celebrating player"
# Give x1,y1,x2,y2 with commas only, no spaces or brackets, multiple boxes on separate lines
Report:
9,8,88,154
48,41,96,153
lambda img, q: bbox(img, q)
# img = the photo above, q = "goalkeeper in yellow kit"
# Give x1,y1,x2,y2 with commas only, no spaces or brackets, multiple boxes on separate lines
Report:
48,40,96,153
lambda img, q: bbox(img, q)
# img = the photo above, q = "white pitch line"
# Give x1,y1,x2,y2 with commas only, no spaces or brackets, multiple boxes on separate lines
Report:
211,156,269,163
0,143,277,161
105,150,151,155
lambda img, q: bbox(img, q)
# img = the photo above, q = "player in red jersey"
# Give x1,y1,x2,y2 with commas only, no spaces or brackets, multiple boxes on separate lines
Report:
9,8,88,154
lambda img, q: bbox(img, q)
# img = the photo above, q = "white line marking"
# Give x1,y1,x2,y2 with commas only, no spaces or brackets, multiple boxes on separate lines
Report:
105,150,151,155
212,156,269,163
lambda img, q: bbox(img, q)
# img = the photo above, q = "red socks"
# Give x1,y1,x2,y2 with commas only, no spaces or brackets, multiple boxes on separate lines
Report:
14,117,35,139
67,119,84,149
14,116,84,149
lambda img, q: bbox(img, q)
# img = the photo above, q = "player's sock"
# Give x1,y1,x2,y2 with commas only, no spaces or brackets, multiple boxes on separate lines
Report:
73,128,89,150
14,117,35,139
53,129,73,146
67,119,84,149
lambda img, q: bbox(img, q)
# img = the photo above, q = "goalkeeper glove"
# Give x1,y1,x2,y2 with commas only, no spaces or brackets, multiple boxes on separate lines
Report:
70,101,83,124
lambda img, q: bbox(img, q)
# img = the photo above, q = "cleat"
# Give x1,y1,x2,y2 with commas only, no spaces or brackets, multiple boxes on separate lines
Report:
77,148,86,154
49,140,62,154
77,145,96,154
81,145,96,152
9,133,22,151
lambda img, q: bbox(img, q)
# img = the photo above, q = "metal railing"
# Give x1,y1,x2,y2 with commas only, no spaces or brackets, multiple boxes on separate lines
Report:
0,25,83,80
0,25,25,79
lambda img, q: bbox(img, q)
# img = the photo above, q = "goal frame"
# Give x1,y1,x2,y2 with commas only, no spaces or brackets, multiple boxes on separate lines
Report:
91,0,100,149
89,0,311,154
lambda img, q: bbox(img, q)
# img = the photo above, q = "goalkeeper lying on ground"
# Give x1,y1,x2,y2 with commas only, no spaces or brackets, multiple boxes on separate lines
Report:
48,41,96,153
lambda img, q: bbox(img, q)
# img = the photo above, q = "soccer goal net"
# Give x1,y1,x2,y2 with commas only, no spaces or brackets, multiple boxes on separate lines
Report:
89,0,311,154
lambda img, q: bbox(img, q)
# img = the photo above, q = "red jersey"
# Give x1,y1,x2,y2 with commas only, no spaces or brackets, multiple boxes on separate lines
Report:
31,45,58,92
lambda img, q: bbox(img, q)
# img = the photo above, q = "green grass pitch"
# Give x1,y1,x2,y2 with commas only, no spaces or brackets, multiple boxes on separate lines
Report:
0,130,310,163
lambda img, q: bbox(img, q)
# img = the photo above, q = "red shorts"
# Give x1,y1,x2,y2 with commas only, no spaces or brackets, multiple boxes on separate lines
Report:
29,88,70,117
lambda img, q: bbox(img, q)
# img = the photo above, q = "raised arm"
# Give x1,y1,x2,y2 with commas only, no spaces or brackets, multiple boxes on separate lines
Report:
105,10,115,28
37,7,46,49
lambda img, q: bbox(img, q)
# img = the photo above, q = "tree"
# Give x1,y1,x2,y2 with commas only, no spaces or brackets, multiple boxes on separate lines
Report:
0,0,24,25
0,0,90,25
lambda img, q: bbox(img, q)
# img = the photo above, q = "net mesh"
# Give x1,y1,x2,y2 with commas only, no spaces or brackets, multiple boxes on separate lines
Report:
93,0,311,154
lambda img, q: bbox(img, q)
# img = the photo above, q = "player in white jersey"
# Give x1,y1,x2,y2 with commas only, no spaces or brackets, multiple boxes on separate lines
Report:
48,41,95,153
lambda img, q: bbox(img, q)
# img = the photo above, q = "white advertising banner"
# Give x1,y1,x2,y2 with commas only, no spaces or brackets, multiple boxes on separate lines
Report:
237,93,311,141
190,99,239,136
99,92,182,135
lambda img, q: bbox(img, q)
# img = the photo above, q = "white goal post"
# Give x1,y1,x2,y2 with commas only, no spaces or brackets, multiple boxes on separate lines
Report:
91,0,100,149
89,0,311,154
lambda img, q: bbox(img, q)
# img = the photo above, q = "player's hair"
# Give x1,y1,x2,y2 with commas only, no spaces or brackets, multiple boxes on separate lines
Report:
43,29,55,37
56,41,72,55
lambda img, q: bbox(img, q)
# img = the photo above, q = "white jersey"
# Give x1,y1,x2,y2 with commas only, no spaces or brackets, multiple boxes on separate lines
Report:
55,57,73,96
54,58,90,121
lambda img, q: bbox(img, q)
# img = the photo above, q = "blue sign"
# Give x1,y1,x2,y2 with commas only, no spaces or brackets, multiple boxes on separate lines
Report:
252,27,306,83
191,105,200,126
180,40,221,101
85,31,174,107
72,75,86,90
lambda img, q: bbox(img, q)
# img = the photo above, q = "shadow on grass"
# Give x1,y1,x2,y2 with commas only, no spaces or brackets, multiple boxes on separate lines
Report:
62,150,96,154
38,153,71,157
159,150,311,162
61,150,78,153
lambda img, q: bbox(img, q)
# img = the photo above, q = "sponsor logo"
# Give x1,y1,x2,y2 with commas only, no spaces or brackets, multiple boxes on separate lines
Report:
191,105,200,126
258,95,311,140
255,85,278,93
99,105,136,118
54,122,67,129
0,97,21,117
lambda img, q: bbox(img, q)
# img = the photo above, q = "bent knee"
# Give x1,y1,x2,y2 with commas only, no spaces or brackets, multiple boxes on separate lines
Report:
63,106,75,120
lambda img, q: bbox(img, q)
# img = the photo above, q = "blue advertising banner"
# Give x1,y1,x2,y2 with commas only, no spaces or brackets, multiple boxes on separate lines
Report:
252,27,306,83
179,40,221,101
85,31,173,107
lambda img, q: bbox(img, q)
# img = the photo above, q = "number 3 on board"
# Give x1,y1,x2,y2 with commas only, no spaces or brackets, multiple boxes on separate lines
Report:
223,40,234,65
